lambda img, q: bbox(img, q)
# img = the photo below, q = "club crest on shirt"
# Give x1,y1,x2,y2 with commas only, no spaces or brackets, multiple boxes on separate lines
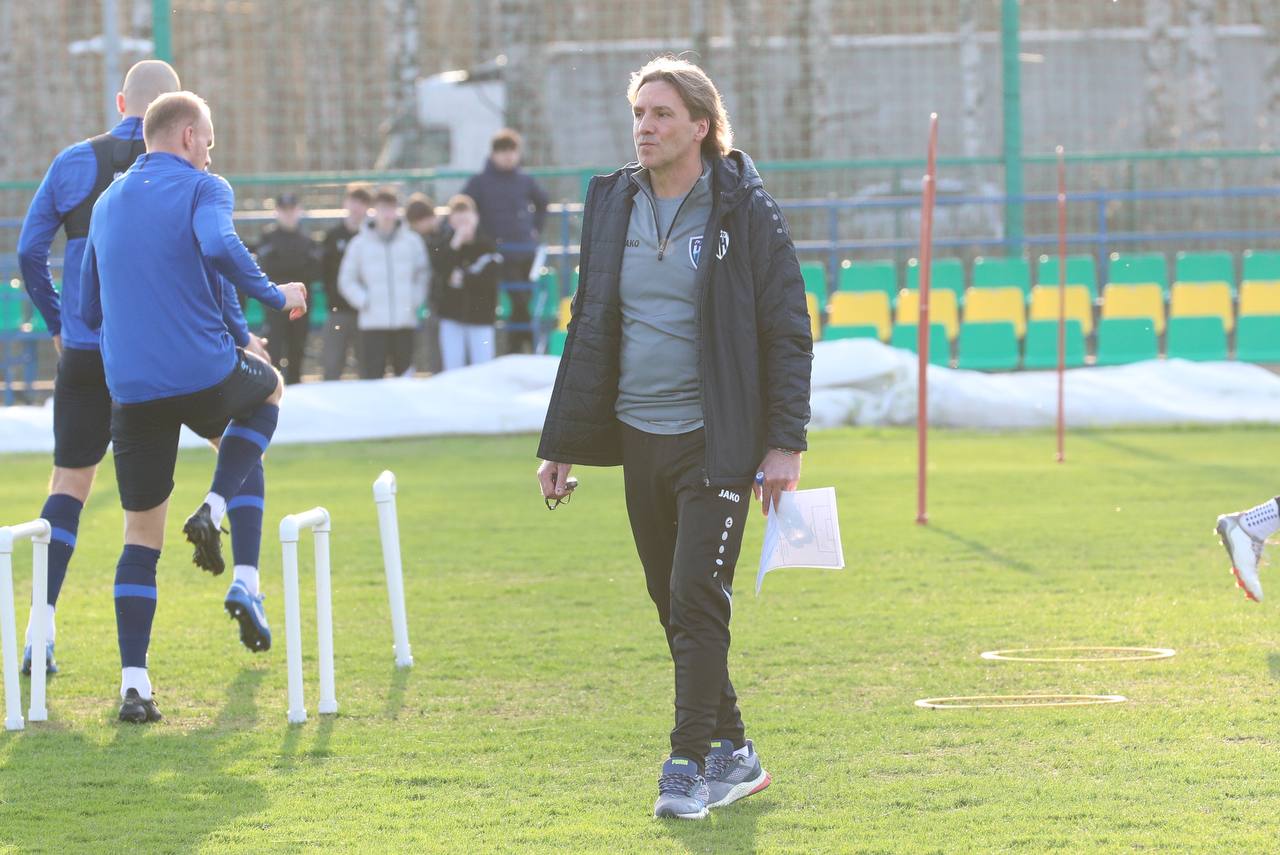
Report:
689,230,730,268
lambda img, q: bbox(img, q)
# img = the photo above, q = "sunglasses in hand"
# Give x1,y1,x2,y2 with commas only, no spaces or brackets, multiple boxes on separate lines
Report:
545,476,579,510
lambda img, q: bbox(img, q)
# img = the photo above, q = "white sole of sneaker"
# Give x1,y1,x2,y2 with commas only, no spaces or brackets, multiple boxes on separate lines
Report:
654,807,709,820
708,769,772,809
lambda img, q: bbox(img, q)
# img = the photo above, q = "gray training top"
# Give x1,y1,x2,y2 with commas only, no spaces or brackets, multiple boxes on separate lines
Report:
615,163,714,435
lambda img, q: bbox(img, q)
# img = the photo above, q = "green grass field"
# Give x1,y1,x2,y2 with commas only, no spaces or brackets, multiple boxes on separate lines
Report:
2,427,1280,853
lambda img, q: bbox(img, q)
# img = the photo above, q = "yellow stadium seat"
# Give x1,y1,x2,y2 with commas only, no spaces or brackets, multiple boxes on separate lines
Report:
1029,285,1094,336
1170,282,1234,333
1102,284,1165,335
1239,281,1280,317
827,291,892,340
558,297,572,331
896,288,959,341
963,287,1026,338
806,293,822,341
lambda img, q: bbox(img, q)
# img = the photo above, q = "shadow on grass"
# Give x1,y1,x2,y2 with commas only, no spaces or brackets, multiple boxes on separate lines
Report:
657,795,777,854
0,665,269,852
923,524,1038,575
1073,434,1277,492
385,664,412,719
1267,653,1280,682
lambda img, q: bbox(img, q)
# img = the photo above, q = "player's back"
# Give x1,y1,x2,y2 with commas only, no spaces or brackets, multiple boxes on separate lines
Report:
90,152,239,403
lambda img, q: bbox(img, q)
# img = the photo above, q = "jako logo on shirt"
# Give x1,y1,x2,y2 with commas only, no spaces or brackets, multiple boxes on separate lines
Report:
689,230,730,268
718,489,741,503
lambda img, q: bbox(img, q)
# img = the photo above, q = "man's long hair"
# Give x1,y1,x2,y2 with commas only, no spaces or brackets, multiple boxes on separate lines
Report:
627,56,734,159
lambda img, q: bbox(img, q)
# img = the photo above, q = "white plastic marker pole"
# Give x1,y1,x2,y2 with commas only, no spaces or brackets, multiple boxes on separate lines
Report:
1,519,51,731
373,471,413,668
279,507,335,724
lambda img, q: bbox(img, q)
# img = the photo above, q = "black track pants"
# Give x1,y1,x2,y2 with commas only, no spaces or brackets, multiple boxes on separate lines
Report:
621,423,749,768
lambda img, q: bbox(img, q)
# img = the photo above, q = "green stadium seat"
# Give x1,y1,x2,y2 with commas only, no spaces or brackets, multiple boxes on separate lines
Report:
906,257,966,305
800,262,829,311
310,283,328,329
1037,254,1098,302
536,270,562,320
837,260,897,305
1166,316,1228,362
1242,250,1280,283
498,290,513,321
244,299,265,329
822,324,882,341
957,321,1020,371
547,330,567,356
972,256,1031,296
1108,252,1169,297
0,282,21,333
1235,315,1280,363
1175,251,1234,292
1095,318,1159,366
890,322,950,367
1023,319,1086,369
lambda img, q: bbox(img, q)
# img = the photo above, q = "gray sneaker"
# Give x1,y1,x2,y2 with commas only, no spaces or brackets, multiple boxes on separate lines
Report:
653,757,710,820
704,739,771,809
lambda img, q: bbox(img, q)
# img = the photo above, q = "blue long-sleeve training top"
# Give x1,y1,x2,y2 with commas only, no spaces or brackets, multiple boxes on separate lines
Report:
16,116,142,350
81,151,285,404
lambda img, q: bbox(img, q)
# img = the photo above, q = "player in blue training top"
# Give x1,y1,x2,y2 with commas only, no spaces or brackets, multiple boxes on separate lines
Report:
16,60,180,678
81,91,308,723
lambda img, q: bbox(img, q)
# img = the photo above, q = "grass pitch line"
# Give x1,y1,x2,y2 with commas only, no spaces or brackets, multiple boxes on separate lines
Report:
980,647,1176,663
914,694,1128,710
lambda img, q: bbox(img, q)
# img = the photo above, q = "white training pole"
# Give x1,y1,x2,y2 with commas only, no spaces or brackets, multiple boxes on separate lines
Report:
373,471,413,668
1,520,51,732
279,507,333,724
27,530,49,722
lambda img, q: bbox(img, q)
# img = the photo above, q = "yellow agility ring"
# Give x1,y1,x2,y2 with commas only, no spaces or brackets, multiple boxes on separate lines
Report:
980,647,1176,663
914,694,1128,710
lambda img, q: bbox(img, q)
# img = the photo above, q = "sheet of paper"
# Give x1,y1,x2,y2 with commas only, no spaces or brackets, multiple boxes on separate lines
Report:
756,487,845,595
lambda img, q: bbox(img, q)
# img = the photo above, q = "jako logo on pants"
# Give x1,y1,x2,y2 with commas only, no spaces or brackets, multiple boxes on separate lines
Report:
718,489,740,503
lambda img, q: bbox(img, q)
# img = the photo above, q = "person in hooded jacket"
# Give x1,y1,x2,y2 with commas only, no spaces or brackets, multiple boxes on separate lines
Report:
428,194,504,370
337,186,429,378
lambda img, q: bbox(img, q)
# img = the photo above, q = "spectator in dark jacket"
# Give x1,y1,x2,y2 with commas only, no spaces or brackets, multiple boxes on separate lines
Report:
319,183,371,380
406,193,443,374
429,194,503,371
462,129,548,354
255,192,320,384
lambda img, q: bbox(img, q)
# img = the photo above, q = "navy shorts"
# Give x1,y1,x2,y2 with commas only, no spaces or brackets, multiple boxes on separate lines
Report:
53,347,113,469
111,349,279,511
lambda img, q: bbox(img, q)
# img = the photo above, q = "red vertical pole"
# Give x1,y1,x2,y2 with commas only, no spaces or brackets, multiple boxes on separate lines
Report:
917,113,939,525
1056,145,1067,463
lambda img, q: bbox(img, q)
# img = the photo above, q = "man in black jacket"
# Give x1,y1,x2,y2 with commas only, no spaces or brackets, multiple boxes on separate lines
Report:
255,193,319,383
319,184,371,380
535,57,812,820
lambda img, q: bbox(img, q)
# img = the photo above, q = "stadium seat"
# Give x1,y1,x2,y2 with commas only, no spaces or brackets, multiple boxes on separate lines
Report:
801,262,829,312
890,323,950,366
1037,254,1098,302
1170,282,1233,333
1108,251,1169,297
805,293,822,341
1095,318,1159,366
822,325,881,342
972,256,1031,297
1166,316,1228,362
826,291,891,340
558,297,572,332
310,285,328,329
896,288,959,341
1102,284,1165,335
1023,319,1087,369
964,287,1026,338
244,299,265,329
1239,281,1280,317
0,282,21,333
1029,284,1094,336
1175,250,1235,294
1236,315,1280,363
905,257,966,305
837,260,897,306
957,321,1020,371
547,330,567,356
1242,249,1280,282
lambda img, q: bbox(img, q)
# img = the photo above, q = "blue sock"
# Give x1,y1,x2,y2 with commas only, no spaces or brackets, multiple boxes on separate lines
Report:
114,545,159,669
40,494,82,608
229,459,264,569
210,403,279,501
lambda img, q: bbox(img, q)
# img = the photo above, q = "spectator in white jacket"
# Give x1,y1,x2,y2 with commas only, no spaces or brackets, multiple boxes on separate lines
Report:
338,187,429,379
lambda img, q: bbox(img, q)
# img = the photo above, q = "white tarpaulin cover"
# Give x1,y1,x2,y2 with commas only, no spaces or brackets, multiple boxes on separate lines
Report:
2,341,1278,453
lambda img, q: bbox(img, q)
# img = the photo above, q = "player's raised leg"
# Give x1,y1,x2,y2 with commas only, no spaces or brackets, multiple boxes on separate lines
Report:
1216,497,1279,603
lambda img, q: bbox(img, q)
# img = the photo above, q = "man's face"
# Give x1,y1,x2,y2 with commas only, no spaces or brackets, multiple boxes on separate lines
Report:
344,197,369,223
276,205,302,230
491,148,520,171
632,81,706,173
374,201,399,231
186,111,214,171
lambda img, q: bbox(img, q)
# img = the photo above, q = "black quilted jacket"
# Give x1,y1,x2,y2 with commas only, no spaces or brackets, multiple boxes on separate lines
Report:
536,150,812,487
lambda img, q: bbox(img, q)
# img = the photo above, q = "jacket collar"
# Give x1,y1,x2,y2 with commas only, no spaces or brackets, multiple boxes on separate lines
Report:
610,150,762,211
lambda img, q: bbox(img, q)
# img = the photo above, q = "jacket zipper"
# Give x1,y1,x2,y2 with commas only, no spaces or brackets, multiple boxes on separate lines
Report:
639,178,701,261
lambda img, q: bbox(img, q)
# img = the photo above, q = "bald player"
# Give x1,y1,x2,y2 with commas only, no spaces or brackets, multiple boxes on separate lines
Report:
16,60,181,677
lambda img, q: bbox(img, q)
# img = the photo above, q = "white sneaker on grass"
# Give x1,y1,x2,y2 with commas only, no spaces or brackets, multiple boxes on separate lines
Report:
1217,512,1265,602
